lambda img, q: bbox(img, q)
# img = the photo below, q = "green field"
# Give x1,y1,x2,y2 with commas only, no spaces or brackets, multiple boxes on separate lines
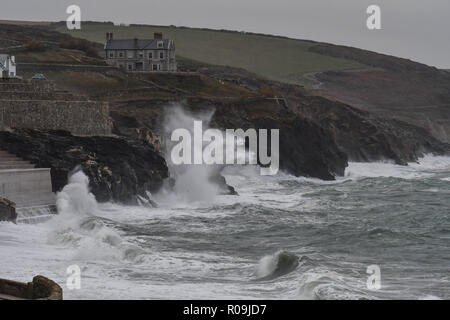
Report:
56,23,366,85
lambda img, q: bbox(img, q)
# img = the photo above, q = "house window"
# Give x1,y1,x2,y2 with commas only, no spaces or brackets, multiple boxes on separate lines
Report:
159,52,164,59
109,51,115,58
152,64,160,71
148,52,153,59
119,52,124,58
157,41,163,48
138,51,144,58
127,64,133,71
10,72,14,77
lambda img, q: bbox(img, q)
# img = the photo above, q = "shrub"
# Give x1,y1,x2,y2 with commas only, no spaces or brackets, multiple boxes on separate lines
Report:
259,87,278,97
59,39,101,58
25,41,46,52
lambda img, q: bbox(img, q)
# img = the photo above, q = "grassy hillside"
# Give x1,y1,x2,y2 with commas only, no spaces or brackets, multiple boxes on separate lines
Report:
54,22,366,85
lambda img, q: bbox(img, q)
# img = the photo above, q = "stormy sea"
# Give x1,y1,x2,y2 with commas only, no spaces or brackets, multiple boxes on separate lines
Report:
0,152,449,300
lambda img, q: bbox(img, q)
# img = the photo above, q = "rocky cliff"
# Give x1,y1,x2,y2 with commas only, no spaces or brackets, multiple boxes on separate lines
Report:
110,96,348,181
189,63,450,164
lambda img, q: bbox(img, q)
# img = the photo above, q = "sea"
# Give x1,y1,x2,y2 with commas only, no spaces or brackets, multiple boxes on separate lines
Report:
1,154,449,300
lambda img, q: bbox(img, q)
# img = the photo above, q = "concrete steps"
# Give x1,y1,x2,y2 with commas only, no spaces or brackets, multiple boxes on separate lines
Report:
0,164,36,169
16,205,56,224
0,149,55,209
0,150,35,169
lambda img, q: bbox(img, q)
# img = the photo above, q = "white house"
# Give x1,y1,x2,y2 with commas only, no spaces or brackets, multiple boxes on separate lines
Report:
0,54,16,78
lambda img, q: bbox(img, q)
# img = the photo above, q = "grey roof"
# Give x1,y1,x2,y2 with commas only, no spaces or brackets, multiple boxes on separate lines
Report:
105,39,171,50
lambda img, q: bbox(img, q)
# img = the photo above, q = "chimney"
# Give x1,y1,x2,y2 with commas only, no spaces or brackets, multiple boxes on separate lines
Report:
154,32,163,40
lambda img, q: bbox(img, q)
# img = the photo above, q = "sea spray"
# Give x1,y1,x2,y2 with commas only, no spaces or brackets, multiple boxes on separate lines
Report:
161,105,259,202
162,106,224,202
48,168,144,261
56,167,97,217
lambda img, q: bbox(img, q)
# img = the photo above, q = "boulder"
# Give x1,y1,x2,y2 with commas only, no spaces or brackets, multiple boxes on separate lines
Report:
0,197,17,222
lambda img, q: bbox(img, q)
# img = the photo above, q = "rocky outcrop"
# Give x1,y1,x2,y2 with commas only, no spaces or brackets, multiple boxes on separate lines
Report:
0,198,17,222
293,96,450,164
0,275,62,300
201,66,450,165
208,98,348,179
32,275,63,300
111,97,349,181
0,129,169,203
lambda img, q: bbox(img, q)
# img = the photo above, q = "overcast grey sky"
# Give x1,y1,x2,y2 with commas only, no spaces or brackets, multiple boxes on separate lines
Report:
2,0,449,68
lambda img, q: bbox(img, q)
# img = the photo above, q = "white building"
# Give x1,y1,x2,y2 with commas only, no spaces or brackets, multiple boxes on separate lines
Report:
0,54,16,78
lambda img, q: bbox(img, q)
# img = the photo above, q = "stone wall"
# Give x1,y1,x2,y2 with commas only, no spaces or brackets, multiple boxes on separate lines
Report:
0,100,112,135
0,91,82,100
17,63,117,74
0,168,54,208
0,79,55,92
0,78,112,136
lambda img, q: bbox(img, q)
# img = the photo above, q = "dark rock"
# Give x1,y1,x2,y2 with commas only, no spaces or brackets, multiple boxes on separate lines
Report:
209,169,238,195
32,275,63,300
294,96,450,164
208,98,348,180
110,97,348,181
0,129,169,204
0,197,17,222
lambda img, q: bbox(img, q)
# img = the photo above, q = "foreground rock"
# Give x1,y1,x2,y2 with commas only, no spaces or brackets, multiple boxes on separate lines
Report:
0,198,17,222
0,129,169,203
0,275,62,300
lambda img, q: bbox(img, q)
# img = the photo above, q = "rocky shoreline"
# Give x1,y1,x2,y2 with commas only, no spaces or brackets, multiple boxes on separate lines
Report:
1,24,449,204
0,129,168,203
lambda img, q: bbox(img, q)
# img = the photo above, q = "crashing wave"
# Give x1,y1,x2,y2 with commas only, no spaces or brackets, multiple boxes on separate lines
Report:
255,251,299,281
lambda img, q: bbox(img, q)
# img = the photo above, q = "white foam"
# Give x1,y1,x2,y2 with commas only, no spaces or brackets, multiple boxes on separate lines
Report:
345,155,450,180
2,153,449,299
255,252,279,279
162,106,223,203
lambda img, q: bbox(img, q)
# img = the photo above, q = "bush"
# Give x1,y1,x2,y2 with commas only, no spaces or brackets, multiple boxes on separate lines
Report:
59,39,100,58
25,41,46,52
259,87,278,97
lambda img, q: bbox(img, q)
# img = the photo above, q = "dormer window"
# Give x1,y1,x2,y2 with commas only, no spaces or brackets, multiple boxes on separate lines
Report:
157,41,163,48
